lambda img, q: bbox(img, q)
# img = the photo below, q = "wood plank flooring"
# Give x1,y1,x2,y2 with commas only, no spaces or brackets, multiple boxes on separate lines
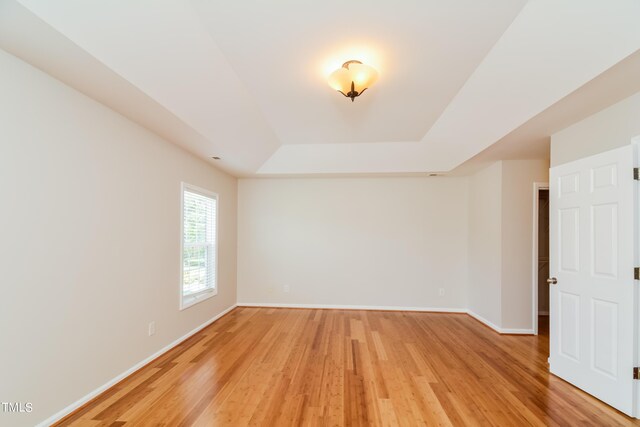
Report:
56,308,640,426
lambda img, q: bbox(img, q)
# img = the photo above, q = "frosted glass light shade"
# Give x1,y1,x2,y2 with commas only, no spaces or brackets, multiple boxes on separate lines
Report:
328,60,378,101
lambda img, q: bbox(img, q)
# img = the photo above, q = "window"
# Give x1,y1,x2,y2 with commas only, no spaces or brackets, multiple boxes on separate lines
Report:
180,183,218,309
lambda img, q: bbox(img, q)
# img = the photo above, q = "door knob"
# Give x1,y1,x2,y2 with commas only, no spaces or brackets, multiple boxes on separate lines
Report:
547,277,558,285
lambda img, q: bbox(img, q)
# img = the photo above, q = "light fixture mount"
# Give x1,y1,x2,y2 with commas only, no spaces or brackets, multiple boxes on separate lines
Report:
328,60,378,102
341,61,364,102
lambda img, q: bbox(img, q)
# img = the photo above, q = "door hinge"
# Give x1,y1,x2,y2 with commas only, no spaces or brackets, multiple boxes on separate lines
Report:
635,267,640,281
634,167,640,180
634,367,640,380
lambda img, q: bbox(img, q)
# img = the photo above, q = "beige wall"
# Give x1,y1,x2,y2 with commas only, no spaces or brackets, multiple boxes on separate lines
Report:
237,177,469,310
238,159,548,333
467,160,549,332
551,92,640,166
467,162,503,327
0,50,237,426
500,160,549,330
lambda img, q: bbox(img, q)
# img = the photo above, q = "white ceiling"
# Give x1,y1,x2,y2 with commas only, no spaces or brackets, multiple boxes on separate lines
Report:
2,0,640,177
192,0,525,145
451,49,640,176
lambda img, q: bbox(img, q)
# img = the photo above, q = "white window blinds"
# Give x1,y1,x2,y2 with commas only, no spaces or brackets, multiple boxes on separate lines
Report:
182,186,217,302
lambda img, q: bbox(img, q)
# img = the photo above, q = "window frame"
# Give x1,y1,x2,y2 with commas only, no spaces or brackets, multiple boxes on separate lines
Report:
179,182,219,310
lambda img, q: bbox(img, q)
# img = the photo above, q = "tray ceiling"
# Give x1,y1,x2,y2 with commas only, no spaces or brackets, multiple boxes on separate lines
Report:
2,0,640,176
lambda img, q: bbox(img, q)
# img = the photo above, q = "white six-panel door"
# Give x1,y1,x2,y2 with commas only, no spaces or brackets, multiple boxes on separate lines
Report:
549,145,636,416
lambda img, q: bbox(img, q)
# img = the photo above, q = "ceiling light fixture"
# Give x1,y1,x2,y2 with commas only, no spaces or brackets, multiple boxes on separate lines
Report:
328,60,378,102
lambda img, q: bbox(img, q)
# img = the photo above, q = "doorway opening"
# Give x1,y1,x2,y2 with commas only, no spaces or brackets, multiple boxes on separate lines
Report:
532,182,549,337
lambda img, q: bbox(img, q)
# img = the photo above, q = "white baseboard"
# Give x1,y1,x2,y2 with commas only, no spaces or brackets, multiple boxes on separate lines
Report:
237,302,467,313
239,304,534,334
37,303,530,425
466,310,502,332
500,327,535,335
466,310,534,335
36,304,237,427
238,305,533,335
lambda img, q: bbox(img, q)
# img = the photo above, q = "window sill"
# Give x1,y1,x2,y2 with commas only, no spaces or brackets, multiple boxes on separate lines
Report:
180,289,217,310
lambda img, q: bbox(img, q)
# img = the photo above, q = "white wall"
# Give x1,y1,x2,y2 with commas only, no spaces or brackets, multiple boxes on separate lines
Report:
237,177,469,310
551,92,640,166
468,162,503,327
0,50,237,426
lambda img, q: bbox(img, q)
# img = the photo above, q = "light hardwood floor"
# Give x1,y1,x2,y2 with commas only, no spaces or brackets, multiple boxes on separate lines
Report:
56,308,639,426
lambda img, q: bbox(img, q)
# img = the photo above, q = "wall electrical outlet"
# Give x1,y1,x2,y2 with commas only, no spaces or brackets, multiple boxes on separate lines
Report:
148,321,156,336
438,288,445,296
283,285,290,293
